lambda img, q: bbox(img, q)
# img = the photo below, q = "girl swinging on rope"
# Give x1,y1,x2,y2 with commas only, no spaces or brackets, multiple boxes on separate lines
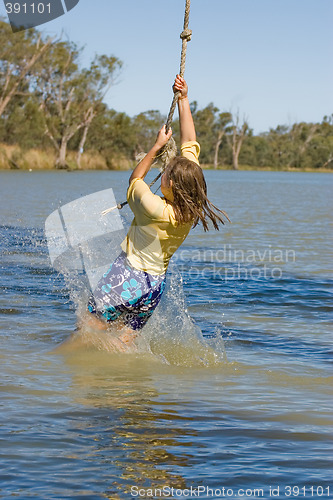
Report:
85,75,229,347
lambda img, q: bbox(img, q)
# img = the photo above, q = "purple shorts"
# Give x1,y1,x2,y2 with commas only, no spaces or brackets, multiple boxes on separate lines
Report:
88,252,166,331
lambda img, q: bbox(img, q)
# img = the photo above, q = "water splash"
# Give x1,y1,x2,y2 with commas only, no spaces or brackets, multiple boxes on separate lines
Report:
57,260,227,368
43,190,227,366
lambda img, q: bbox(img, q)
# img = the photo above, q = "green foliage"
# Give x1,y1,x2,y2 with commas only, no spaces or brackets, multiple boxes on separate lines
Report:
0,19,52,117
192,103,219,163
132,110,166,156
83,108,136,157
245,118,333,169
2,97,45,149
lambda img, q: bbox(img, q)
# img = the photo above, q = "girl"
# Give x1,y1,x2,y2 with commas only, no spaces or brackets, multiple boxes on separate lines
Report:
86,75,229,347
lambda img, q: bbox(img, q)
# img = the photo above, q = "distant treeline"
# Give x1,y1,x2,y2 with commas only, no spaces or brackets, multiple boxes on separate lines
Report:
0,20,332,171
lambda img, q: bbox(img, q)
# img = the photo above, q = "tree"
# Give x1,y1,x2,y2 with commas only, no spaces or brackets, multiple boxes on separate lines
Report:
320,115,333,168
191,105,232,167
213,111,232,168
36,40,123,168
226,111,249,170
306,115,333,169
35,40,83,167
74,54,122,168
245,135,271,167
132,110,166,157
82,108,136,168
192,103,218,164
265,125,290,167
0,20,52,118
288,122,319,168
3,95,45,148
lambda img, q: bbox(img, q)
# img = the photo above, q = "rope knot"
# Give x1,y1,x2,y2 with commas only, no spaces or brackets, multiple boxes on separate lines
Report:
180,29,192,41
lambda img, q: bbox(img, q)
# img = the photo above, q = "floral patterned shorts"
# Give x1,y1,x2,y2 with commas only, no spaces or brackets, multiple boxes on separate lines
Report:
87,252,166,331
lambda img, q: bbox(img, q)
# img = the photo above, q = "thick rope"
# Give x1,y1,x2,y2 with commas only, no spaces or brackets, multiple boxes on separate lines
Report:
165,5,192,132
151,0,192,186
102,0,191,214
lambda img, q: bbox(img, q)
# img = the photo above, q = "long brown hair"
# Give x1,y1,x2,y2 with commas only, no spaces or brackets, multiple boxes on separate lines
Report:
164,156,230,231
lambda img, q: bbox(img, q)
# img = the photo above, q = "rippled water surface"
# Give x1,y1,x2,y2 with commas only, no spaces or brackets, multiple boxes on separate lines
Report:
0,170,332,499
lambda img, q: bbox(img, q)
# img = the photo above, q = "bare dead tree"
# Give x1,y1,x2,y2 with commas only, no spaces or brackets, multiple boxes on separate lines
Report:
213,112,232,169
226,111,249,170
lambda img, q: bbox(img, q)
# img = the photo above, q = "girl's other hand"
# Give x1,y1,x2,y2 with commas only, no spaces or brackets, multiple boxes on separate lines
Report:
173,74,188,99
155,125,172,149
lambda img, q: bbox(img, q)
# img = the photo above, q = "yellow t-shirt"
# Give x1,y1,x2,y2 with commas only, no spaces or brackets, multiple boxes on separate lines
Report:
121,141,200,275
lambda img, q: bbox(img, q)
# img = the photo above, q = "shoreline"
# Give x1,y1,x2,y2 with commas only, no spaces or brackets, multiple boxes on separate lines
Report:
0,166,331,174
0,144,331,174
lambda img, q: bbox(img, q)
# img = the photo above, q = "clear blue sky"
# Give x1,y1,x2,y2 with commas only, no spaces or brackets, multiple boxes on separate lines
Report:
2,0,332,133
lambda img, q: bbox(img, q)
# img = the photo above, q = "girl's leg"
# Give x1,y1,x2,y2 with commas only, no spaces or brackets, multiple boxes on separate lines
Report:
78,312,108,331
55,318,137,353
81,311,138,350
117,328,138,346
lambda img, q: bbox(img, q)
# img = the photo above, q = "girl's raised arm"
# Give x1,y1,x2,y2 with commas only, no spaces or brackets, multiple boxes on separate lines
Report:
129,125,172,185
173,75,196,144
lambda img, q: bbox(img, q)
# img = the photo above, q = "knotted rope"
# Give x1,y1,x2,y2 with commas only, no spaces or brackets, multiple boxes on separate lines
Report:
103,0,192,214
165,8,192,132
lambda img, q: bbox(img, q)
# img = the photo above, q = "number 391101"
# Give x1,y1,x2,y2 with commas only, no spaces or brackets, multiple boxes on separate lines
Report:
5,3,51,14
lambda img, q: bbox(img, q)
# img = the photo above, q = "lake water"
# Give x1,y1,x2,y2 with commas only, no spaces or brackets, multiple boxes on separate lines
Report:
0,170,332,499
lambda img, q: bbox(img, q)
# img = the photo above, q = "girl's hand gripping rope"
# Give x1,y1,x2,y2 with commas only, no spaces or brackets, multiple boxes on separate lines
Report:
155,125,173,150
173,74,188,100
128,125,172,185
